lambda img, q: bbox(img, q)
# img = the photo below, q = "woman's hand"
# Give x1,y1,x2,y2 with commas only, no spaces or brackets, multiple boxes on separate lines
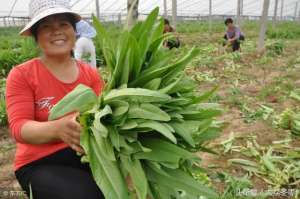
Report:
55,112,84,154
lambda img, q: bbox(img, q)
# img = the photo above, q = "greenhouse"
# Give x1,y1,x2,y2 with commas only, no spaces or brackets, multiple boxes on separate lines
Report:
1,0,300,199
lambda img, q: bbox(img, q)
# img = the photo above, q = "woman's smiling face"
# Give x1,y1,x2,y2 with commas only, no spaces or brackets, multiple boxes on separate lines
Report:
36,14,76,57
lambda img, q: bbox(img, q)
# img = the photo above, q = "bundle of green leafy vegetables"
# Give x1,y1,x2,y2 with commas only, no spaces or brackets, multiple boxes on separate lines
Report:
49,8,222,199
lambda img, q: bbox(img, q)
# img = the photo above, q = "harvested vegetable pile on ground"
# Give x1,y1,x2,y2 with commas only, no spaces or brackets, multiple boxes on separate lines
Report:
49,8,222,199
276,108,300,136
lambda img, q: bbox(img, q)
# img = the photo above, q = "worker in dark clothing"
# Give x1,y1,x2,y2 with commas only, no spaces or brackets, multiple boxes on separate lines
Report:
163,18,180,49
223,18,245,52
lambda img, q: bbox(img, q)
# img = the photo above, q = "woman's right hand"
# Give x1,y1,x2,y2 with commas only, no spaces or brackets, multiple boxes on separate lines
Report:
55,112,85,154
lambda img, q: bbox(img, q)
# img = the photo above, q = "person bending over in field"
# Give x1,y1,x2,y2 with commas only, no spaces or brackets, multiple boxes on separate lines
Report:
74,20,97,68
163,18,180,49
6,0,105,198
223,18,245,52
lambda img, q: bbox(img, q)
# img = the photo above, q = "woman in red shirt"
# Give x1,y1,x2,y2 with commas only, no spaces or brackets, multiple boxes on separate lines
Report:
5,0,105,198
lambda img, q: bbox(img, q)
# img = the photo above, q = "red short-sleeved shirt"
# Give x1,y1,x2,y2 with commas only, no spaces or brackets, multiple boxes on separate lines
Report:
6,58,104,171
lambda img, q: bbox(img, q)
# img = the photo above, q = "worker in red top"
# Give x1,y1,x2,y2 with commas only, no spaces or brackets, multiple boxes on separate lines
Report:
5,0,105,198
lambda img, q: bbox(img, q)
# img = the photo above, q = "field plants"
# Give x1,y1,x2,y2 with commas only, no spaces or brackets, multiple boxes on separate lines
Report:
0,36,39,77
216,172,268,199
221,133,300,197
239,104,274,124
222,131,300,189
49,8,222,199
93,22,122,67
265,40,285,57
290,89,300,102
267,22,300,39
0,78,7,126
176,21,225,34
186,45,218,69
0,100,7,127
274,108,300,136
229,143,300,190
0,27,21,37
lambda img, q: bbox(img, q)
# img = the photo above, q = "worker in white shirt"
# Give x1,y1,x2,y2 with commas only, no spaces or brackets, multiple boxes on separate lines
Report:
74,20,97,67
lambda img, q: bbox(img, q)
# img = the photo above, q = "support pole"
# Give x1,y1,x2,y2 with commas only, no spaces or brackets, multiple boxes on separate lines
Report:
3,17,7,27
127,0,139,29
272,0,278,26
294,2,299,21
209,0,212,32
280,0,284,21
118,13,121,25
164,0,167,18
95,0,100,19
241,0,243,16
299,7,300,23
237,0,241,26
172,0,177,29
257,0,270,53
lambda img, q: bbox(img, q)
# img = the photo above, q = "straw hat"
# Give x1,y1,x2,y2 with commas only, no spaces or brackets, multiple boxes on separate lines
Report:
20,0,81,36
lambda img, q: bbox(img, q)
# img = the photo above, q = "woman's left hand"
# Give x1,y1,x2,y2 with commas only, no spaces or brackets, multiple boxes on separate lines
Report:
54,112,85,154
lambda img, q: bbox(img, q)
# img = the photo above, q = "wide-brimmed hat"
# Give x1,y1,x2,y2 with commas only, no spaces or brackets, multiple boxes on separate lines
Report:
20,0,81,36
76,20,97,39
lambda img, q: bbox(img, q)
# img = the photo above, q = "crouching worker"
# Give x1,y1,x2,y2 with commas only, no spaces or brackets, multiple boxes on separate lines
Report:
163,18,180,49
6,0,105,198
223,18,245,52
74,20,97,68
